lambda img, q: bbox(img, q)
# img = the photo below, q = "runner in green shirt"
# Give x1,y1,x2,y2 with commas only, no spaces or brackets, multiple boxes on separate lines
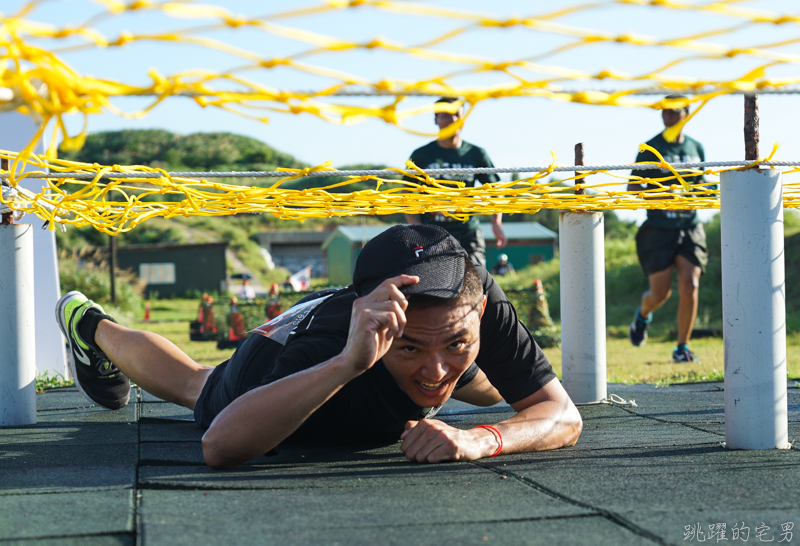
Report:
404,97,507,268
626,95,715,363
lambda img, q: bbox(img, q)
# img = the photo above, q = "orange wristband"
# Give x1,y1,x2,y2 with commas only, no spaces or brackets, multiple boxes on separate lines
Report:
474,425,503,457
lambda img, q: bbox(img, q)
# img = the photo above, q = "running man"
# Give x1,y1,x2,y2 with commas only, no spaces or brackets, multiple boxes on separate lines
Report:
404,97,507,268
626,95,714,363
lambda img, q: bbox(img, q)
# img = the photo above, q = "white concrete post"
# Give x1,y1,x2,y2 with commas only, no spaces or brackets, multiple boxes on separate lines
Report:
559,211,607,404
0,223,37,426
0,112,68,378
721,168,789,449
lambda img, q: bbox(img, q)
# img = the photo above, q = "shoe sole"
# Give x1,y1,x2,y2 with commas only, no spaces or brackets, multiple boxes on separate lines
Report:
629,322,647,347
55,291,96,405
673,356,699,363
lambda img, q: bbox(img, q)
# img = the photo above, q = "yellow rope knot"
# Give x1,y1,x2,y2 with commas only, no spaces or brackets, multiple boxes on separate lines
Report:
276,160,336,179
498,17,522,28
128,1,151,10
260,58,288,69
110,31,134,47
365,38,387,49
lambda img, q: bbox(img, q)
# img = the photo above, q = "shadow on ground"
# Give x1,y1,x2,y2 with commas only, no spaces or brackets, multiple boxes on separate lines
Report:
1,383,799,545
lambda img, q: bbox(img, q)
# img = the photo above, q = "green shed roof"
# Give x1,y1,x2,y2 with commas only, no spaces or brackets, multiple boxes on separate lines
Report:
322,221,556,249
322,224,392,249
479,221,557,241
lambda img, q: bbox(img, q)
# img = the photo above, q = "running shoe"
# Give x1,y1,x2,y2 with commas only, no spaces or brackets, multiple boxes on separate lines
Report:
56,291,130,409
628,307,652,347
673,345,699,363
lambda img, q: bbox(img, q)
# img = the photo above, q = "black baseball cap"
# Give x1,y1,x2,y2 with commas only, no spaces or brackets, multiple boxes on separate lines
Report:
353,224,467,298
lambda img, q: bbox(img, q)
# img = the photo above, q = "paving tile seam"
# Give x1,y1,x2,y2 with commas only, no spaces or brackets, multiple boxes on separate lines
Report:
374,513,602,527
138,460,208,467
616,407,726,436
0,487,135,498
35,406,98,412
666,382,724,390
138,418,196,424
562,441,722,453
136,482,500,492
0,531,135,543
328,513,605,531
471,461,671,546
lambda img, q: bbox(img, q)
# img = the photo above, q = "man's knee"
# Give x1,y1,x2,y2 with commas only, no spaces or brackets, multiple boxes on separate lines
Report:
646,269,673,303
650,286,672,303
677,273,699,296
676,260,701,296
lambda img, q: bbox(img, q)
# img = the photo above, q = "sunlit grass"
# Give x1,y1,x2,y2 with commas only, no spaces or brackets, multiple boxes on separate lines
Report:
544,334,800,386
38,298,800,392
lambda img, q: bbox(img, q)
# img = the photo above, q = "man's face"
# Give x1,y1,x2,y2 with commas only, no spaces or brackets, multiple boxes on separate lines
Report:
434,105,464,131
662,108,687,129
382,298,483,408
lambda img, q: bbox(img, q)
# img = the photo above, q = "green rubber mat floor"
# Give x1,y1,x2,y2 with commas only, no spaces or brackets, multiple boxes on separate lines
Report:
1,383,799,545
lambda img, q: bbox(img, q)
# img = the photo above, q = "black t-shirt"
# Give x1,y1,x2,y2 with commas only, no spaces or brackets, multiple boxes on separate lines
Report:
235,267,555,442
633,132,709,230
405,141,499,240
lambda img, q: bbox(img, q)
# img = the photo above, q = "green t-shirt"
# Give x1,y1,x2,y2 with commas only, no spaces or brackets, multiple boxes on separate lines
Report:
633,133,711,230
405,140,499,240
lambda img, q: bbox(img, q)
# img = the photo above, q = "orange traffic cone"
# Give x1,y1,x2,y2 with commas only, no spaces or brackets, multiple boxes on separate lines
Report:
144,301,151,322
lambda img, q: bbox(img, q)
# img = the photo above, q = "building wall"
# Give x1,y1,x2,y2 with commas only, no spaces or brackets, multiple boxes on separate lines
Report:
325,236,357,286
116,243,227,298
269,244,325,277
485,241,556,272
255,231,330,278
325,234,557,285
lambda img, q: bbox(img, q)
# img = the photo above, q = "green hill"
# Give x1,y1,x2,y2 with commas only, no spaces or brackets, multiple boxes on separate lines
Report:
59,129,306,172
55,130,405,301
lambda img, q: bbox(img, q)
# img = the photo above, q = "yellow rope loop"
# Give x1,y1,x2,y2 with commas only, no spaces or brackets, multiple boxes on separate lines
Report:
2,0,800,155
0,0,798,233
275,160,337,181
11,146,793,234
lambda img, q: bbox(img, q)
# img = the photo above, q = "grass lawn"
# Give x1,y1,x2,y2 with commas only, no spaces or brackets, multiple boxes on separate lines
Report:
132,298,800,386
545,335,800,385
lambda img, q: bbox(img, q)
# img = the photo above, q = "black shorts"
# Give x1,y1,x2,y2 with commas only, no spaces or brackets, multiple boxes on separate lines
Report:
635,221,708,276
457,228,487,268
193,334,281,429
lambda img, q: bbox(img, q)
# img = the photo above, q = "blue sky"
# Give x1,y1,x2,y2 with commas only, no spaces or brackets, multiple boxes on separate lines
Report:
6,0,800,223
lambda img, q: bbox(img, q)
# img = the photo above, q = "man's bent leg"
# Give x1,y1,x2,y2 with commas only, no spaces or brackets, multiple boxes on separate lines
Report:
641,267,674,316
95,320,213,410
630,267,673,346
675,255,701,346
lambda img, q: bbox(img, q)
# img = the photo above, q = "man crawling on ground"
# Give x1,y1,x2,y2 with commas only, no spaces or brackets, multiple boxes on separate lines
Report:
57,224,582,468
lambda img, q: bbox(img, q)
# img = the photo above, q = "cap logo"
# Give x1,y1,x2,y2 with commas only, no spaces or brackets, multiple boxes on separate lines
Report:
413,245,423,257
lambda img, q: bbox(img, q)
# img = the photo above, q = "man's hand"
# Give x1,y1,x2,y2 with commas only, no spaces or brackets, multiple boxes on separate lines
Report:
491,215,507,248
340,275,419,373
400,419,500,463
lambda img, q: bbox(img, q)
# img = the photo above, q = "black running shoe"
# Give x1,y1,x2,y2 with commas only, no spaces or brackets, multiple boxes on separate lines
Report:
56,291,130,409
628,307,651,347
673,345,699,363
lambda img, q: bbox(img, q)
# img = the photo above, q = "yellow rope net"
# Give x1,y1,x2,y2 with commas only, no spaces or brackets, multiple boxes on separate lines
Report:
4,0,800,154
3,144,798,234
2,0,800,229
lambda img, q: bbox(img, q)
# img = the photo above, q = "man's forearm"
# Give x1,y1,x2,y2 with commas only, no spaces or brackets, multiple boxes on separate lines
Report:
494,397,582,454
400,381,582,463
202,355,359,468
